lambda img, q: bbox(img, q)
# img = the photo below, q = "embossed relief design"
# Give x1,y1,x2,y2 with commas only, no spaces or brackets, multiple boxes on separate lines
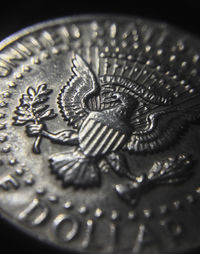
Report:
13,84,57,153
1,17,200,254
13,50,197,206
11,19,200,207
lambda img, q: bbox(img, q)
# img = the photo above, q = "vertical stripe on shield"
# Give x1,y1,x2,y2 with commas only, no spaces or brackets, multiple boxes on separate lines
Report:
79,119,126,156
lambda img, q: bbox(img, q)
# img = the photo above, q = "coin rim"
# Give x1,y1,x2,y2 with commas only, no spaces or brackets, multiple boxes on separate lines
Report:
0,14,200,254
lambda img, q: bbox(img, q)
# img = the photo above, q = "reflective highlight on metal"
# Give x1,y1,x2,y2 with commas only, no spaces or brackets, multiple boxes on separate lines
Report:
0,15,200,254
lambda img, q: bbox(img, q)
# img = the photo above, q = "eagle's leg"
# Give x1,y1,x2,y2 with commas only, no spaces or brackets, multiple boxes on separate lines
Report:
114,154,193,206
105,152,148,206
42,129,79,145
26,123,79,146
105,152,146,181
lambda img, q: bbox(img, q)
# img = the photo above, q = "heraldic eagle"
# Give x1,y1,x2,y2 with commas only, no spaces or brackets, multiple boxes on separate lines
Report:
27,53,200,189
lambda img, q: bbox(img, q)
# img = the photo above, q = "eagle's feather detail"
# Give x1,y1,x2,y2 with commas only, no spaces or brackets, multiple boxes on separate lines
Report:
58,54,99,128
125,92,200,153
49,150,100,188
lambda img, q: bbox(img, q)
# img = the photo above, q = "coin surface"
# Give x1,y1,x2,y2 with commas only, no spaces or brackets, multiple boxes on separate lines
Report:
1,15,200,254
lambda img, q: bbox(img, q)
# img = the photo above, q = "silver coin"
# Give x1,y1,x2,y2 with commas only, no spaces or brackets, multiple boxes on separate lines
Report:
1,15,200,254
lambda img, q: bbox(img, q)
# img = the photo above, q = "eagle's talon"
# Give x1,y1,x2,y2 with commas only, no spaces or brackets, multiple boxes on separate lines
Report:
115,182,141,206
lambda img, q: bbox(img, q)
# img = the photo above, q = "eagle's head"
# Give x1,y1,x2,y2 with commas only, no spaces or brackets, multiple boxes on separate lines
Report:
101,91,138,120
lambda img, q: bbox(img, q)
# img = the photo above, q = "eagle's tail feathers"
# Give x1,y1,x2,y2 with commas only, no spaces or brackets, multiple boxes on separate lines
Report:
49,150,100,188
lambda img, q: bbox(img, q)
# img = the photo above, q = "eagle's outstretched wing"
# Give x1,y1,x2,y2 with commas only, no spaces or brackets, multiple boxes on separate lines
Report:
58,54,99,128
125,93,200,153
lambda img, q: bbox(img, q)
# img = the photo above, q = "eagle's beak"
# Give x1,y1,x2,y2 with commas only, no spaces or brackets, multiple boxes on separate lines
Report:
102,92,121,103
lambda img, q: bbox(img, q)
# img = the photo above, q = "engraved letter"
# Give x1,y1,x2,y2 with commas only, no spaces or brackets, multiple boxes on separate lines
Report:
16,42,32,56
108,222,118,252
18,198,49,226
133,224,156,253
0,174,19,190
160,219,182,237
82,219,94,248
52,214,79,242
0,47,26,67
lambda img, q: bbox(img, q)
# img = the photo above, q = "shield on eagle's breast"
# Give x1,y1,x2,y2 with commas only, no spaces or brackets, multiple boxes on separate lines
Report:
78,112,131,157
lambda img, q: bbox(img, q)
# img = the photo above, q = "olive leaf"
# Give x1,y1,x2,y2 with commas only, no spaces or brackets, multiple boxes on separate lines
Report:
147,154,193,184
27,87,36,98
13,83,57,153
13,83,56,125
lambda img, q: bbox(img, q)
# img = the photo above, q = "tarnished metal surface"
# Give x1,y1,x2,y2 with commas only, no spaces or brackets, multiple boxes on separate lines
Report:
1,15,200,254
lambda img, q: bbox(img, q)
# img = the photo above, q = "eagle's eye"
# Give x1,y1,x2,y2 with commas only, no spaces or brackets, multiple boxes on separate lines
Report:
110,93,121,101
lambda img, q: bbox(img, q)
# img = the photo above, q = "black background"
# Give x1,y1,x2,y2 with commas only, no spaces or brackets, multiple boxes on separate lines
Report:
0,1,200,254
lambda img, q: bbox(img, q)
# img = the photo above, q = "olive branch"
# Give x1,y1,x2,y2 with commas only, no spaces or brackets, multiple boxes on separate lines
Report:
13,83,57,153
115,154,193,206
